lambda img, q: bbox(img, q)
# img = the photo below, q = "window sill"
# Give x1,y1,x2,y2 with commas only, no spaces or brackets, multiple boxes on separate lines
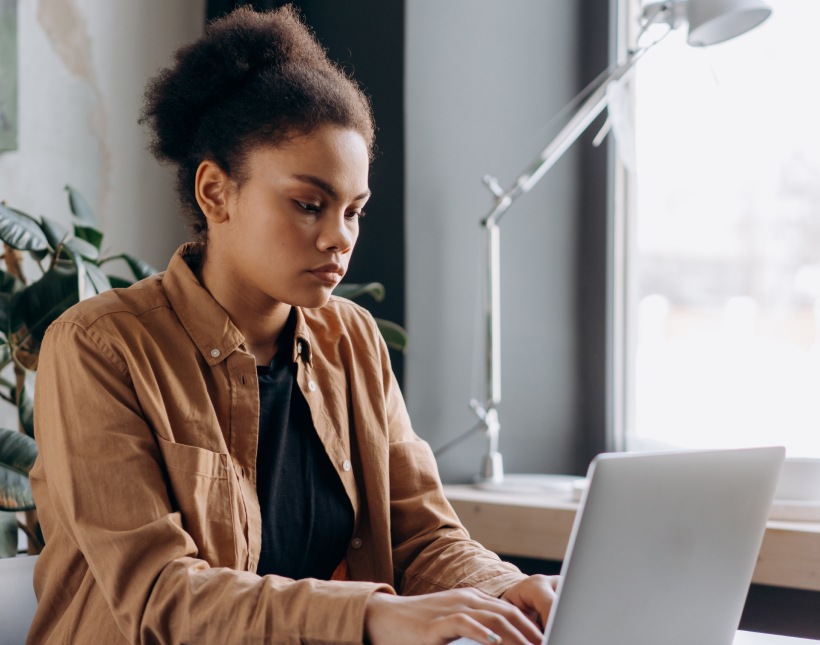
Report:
444,484,820,592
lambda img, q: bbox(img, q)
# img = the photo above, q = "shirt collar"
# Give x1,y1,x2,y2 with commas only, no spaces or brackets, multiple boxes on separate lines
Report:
292,307,313,365
162,243,245,365
163,243,315,366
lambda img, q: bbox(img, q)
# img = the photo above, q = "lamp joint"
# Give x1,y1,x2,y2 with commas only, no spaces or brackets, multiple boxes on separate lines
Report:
482,174,505,199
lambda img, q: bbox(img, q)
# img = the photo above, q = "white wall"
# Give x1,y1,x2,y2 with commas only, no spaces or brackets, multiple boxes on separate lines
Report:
0,0,204,429
0,0,204,269
406,1,582,481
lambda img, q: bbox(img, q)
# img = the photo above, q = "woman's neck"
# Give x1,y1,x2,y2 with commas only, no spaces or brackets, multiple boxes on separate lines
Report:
197,254,292,366
233,306,292,366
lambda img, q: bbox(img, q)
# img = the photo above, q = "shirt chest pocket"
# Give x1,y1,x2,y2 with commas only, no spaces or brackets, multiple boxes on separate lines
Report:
156,436,238,568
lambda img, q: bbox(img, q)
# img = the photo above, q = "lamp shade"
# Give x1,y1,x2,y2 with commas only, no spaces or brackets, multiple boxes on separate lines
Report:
687,0,772,46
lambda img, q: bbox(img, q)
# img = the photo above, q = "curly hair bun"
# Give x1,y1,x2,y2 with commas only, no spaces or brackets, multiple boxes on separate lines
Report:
140,4,374,238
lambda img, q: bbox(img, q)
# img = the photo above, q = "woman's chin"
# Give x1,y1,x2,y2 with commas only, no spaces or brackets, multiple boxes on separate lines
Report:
285,288,334,310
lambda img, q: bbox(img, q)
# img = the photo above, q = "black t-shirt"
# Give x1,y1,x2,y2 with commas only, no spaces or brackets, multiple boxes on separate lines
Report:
255,315,354,579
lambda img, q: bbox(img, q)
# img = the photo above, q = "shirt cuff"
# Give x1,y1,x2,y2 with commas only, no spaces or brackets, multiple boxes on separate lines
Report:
299,580,396,644
459,570,529,599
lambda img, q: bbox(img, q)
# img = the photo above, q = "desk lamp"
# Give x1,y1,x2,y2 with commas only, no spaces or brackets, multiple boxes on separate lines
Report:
469,0,772,486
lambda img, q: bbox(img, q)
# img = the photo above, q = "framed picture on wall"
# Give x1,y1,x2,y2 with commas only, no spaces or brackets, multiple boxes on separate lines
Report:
0,0,18,152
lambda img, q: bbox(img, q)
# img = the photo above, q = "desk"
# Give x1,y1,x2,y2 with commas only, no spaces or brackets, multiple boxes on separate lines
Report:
444,485,820,592
452,631,815,644
736,632,818,643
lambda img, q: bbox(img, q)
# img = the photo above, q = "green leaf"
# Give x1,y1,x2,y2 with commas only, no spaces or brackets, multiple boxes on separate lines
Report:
0,271,22,337
40,217,100,262
333,282,386,302
10,263,79,342
0,428,37,512
71,253,89,302
0,510,17,556
30,248,50,263
0,371,13,409
107,276,133,289
120,254,157,281
58,249,109,301
18,371,35,439
0,268,23,295
64,185,95,224
38,216,64,251
375,318,408,353
74,223,104,250
84,262,112,296
99,254,158,282
0,292,12,340
0,204,48,252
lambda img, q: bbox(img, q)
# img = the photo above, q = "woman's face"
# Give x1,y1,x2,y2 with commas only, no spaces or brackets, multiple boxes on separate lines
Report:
207,125,370,311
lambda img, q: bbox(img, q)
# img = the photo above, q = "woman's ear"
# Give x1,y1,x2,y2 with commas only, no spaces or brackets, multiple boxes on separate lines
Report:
195,160,233,224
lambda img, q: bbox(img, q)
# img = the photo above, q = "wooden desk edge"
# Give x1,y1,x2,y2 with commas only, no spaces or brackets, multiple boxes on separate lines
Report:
444,485,820,593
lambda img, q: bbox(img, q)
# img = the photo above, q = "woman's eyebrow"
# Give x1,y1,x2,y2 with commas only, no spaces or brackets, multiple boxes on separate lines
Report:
291,174,371,201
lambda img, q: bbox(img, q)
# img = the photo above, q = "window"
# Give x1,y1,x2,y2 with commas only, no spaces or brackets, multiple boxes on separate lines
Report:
621,0,820,456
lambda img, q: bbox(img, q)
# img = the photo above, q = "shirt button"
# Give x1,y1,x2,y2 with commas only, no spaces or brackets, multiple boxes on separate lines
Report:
351,537,363,549
342,459,351,472
308,380,317,392
210,348,221,358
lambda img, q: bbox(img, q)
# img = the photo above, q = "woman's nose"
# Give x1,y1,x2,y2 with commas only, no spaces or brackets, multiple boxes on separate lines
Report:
317,213,355,253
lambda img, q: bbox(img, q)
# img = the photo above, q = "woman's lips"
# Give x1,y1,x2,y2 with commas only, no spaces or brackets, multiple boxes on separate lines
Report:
309,264,344,284
310,270,342,284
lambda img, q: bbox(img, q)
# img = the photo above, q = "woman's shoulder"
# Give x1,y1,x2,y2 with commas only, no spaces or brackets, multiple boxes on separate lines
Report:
324,294,375,318
301,296,383,355
52,273,169,332
307,295,378,331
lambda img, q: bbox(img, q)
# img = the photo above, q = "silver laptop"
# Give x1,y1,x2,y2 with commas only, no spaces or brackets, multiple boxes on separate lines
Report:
454,447,785,645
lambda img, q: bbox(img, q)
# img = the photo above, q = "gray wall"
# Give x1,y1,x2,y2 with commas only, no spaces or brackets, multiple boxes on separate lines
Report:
406,1,583,481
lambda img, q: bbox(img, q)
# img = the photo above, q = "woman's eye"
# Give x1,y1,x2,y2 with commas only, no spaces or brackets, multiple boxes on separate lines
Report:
295,201,321,214
346,210,366,220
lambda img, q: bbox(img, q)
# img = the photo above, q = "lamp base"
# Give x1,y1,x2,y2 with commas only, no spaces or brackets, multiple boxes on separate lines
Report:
473,473,587,500
476,450,504,483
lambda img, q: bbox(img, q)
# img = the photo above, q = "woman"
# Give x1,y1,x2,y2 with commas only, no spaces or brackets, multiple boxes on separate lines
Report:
28,6,557,644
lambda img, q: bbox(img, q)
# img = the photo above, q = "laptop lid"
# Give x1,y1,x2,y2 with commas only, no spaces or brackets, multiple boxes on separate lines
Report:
543,446,785,645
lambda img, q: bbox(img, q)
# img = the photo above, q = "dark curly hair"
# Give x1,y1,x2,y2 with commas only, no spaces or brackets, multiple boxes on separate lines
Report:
140,5,375,239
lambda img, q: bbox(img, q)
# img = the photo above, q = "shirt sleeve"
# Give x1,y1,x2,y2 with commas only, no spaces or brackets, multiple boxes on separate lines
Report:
34,320,393,645
372,322,527,597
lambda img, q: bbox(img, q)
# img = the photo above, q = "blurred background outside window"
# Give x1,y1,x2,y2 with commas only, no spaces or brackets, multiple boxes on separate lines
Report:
625,0,820,456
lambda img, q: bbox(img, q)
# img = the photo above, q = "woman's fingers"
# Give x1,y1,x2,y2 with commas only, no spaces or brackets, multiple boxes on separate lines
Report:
450,589,542,644
472,604,541,644
430,613,503,645
365,588,544,645
430,610,530,645
500,575,560,630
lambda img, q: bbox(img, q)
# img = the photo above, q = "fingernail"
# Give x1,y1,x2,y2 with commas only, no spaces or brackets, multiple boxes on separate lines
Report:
487,633,502,645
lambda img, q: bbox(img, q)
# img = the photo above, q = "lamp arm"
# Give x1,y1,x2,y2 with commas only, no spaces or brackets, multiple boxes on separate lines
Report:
479,42,656,407
474,33,669,482
484,44,652,229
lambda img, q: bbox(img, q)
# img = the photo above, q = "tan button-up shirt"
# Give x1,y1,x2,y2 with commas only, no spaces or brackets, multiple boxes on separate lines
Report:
29,244,525,645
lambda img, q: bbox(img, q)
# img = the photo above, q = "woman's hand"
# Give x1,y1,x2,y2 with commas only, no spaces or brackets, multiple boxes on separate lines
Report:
364,587,543,645
500,575,560,630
